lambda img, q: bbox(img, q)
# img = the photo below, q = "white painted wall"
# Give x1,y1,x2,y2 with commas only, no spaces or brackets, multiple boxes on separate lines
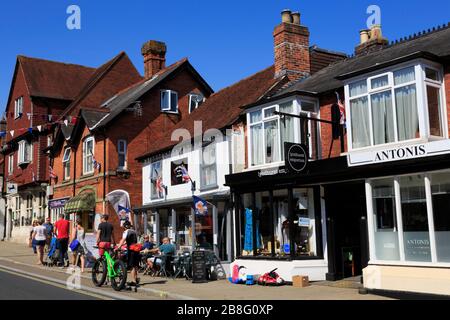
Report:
143,139,230,205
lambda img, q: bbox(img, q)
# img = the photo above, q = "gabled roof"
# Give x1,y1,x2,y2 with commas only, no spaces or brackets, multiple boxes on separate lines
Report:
136,65,282,160
87,58,213,130
58,52,140,119
17,55,95,100
274,23,450,97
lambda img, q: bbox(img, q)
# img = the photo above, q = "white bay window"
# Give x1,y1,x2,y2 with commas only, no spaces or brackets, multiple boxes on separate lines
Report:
346,61,446,151
248,99,319,168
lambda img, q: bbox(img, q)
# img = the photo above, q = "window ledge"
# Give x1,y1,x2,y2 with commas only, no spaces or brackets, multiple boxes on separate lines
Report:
161,111,180,115
81,173,95,179
199,185,219,192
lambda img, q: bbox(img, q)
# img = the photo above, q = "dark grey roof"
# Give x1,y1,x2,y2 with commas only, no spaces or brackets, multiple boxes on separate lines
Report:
275,24,450,96
81,109,109,129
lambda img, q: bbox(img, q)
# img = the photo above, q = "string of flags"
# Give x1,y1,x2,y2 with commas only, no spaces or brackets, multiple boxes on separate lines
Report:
0,116,78,138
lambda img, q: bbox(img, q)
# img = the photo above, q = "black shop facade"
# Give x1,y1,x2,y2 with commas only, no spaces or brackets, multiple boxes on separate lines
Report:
225,141,450,289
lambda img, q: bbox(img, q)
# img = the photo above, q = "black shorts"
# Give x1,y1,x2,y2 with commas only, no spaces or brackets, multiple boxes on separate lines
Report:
36,240,46,246
127,251,140,270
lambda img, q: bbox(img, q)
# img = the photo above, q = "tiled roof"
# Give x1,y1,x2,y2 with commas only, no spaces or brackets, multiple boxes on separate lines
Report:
136,65,281,160
18,56,95,100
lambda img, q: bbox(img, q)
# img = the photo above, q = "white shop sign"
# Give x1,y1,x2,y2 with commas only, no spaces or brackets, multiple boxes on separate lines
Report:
347,140,450,167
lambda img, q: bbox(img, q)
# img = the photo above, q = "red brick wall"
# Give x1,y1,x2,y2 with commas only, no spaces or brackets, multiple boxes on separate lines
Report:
273,22,310,80
319,91,347,159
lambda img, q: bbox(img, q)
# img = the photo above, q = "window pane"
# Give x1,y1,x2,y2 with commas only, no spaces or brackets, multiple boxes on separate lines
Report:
201,145,216,188
425,68,439,81
293,188,317,257
254,191,271,257
431,173,450,262
264,107,276,118
371,75,389,89
264,120,280,163
250,124,263,166
161,91,169,110
427,86,443,137
118,154,126,168
399,175,431,262
301,101,316,113
170,92,178,112
394,67,415,85
372,179,400,261
395,84,419,141
280,102,295,159
250,111,262,123
349,80,367,97
371,91,395,145
350,97,370,148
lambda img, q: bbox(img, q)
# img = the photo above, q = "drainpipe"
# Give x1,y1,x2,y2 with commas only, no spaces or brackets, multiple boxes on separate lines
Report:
103,129,107,214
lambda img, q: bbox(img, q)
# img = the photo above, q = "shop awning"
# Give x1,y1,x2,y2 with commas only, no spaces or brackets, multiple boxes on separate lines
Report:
64,192,96,214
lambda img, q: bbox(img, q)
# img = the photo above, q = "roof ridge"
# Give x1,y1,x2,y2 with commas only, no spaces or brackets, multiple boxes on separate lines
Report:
387,22,450,48
17,55,95,70
58,52,127,119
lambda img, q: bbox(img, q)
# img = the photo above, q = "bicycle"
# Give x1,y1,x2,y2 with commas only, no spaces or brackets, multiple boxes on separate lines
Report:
91,246,127,291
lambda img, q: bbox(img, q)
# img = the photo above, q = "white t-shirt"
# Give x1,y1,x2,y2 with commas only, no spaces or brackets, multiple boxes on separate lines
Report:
33,226,47,241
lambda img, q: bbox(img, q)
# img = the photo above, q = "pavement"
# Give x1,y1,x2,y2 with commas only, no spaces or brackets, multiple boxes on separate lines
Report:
0,241,392,300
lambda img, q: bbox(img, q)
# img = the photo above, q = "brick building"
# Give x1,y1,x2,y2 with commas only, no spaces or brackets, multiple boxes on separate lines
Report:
224,10,450,297
48,40,213,247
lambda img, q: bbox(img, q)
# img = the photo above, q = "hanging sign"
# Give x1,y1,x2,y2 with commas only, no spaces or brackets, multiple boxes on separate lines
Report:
285,143,308,173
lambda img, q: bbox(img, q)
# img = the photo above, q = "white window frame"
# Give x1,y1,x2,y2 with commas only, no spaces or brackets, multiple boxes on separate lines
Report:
345,59,448,152
188,93,204,113
246,97,320,169
63,147,71,180
200,143,218,190
160,90,179,113
26,194,33,220
14,197,21,225
14,96,23,119
366,170,450,268
18,140,32,164
118,139,127,170
83,136,95,175
8,153,14,175
38,192,45,218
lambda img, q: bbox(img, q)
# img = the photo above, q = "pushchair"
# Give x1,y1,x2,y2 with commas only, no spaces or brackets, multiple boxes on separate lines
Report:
44,237,69,267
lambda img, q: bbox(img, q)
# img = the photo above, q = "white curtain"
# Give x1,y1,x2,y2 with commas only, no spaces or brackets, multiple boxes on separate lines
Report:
371,91,395,145
394,67,416,85
265,120,280,163
280,102,295,158
251,124,263,166
396,84,418,141
350,97,371,148
349,79,367,97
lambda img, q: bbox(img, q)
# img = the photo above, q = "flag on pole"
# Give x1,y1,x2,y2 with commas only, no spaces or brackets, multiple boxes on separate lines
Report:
156,175,166,196
180,165,191,183
193,196,208,216
338,100,346,126
92,155,101,171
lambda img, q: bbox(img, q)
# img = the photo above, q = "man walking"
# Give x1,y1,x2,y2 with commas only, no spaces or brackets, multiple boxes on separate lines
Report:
54,213,70,268
43,217,54,252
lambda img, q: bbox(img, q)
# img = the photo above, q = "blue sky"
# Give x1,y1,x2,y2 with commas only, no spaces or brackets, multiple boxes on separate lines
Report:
0,0,449,111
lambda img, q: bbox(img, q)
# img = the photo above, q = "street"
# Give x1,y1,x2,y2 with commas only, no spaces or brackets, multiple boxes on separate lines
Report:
0,268,98,300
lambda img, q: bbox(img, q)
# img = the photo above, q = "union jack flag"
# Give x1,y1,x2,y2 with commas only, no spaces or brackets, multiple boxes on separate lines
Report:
338,100,346,126
49,165,57,179
156,175,166,195
179,165,191,183
93,155,101,171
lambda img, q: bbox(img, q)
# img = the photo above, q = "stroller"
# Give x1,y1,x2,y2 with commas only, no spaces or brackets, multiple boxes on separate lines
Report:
44,237,69,267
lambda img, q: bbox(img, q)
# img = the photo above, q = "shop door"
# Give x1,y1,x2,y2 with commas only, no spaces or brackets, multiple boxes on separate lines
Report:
325,182,368,280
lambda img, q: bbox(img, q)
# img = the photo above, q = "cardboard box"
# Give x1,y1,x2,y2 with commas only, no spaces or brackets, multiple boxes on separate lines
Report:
292,275,309,287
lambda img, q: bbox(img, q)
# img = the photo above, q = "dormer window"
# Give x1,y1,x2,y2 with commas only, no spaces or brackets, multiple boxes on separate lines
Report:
345,62,446,151
161,90,178,113
14,97,23,119
189,93,204,113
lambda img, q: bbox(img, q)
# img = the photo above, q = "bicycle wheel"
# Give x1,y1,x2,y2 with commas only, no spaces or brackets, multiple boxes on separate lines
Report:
91,259,107,287
111,260,127,291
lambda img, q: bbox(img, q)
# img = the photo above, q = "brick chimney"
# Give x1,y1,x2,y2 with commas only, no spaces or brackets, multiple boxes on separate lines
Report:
355,24,389,55
273,9,311,80
141,40,167,78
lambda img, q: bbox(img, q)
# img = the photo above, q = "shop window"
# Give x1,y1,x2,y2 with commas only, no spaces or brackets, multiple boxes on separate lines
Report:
431,173,450,262
239,189,318,258
200,143,217,189
372,179,400,261
399,175,431,262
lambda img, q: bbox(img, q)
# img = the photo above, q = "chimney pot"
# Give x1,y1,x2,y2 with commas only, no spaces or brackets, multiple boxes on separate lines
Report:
360,29,370,44
141,40,167,78
370,24,383,40
281,9,292,23
291,12,301,25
